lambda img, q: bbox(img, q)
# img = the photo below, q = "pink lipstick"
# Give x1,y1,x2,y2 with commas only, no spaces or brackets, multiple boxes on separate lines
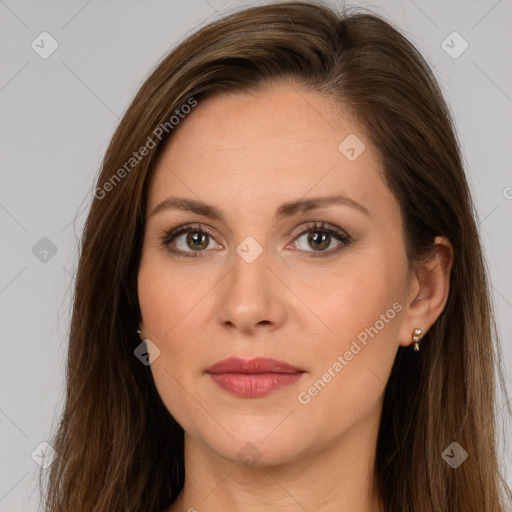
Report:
205,357,305,397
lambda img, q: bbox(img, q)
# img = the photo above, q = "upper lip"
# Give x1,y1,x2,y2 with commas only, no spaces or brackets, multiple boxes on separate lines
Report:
205,357,304,374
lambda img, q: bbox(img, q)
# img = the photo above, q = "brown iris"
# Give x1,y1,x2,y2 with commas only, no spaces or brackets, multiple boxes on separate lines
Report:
308,231,331,251
187,232,209,251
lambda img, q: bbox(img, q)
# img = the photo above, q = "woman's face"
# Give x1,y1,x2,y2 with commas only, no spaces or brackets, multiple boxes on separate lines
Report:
137,82,414,466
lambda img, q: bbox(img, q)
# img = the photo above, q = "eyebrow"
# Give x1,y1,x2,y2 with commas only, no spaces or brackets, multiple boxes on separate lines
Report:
148,194,369,221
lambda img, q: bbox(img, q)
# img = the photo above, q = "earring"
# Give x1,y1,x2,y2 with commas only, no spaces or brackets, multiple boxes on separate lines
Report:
137,329,142,339
412,328,423,351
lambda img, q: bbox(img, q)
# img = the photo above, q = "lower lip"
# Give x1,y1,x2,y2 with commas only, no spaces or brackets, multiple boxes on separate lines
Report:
207,372,304,397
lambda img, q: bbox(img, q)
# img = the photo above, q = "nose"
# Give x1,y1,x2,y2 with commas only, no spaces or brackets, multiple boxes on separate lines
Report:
218,244,287,335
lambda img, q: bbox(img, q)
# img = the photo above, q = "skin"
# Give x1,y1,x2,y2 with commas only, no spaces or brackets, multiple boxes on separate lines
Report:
137,81,453,512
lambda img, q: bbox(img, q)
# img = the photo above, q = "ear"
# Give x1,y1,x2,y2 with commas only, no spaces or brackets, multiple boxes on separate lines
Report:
398,236,454,348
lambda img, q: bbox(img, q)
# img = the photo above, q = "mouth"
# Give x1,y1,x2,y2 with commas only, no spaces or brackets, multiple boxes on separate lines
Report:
205,357,306,397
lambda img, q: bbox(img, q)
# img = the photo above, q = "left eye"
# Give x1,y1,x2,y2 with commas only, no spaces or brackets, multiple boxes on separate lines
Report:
289,222,351,257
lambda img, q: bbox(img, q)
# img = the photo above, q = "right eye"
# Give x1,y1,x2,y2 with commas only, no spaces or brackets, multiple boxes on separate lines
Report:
160,223,223,259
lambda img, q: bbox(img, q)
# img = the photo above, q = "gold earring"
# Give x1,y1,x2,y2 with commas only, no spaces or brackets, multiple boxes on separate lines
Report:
412,328,423,351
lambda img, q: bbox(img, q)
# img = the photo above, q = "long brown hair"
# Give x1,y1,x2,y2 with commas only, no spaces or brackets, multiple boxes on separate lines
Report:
40,2,512,511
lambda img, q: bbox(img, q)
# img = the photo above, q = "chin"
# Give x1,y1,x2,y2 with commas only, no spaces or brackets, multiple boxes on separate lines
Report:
194,419,309,468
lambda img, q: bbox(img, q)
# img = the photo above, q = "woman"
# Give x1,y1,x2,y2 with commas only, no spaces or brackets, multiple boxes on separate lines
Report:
41,1,512,511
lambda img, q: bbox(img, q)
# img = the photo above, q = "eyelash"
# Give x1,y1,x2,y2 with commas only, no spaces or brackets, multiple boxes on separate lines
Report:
159,221,351,259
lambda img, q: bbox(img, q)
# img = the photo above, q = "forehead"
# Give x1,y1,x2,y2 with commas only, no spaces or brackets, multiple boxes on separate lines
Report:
146,83,395,223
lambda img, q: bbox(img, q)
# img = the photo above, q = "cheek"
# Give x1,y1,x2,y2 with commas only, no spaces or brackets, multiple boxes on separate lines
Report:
137,253,209,343
299,256,402,349
294,258,404,415
137,255,218,423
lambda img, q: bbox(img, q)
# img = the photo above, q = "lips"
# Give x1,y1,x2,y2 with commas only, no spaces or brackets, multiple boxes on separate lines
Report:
205,357,305,397
205,357,304,374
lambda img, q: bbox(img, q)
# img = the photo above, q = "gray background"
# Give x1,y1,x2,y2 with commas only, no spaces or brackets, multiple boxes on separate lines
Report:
0,0,511,509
